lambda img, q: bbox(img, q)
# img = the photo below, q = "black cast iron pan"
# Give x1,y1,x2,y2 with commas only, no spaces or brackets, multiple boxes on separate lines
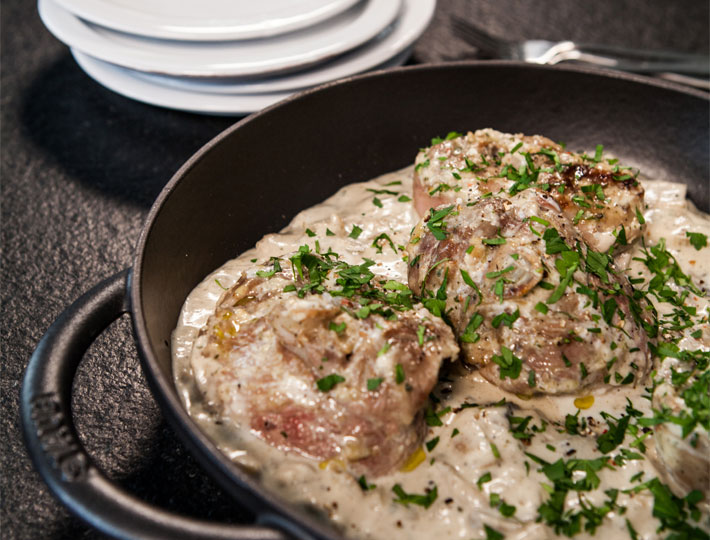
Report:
21,62,710,540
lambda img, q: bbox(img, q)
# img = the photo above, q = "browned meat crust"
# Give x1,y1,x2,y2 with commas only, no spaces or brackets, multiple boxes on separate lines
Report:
407,189,652,395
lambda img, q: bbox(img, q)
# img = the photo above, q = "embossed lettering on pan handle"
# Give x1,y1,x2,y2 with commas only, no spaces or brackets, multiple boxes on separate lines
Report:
20,269,288,540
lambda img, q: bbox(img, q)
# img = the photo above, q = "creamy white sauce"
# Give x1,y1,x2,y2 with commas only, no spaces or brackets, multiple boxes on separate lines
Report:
172,166,710,539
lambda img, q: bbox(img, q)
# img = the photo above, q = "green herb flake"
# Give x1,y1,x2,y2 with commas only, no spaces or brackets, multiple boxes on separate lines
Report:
395,363,405,384
415,158,430,171
491,308,520,328
597,414,631,454
426,436,440,452
477,472,492,490
367,377,383,391
372,233,397,254
329,321,346,334
486,265,514,279
594,144,604,162
349,225,363,239
483,525,504,540
490,442,501,459
424,405,444,427
686,231,708,250
426,205,456,241
357,475,376,491
417,324,426,346
392,483,438,509
460,312,484,343
255,257,283,278
316,373,345,392
482,230,507,246
635,207,646,225
492,346,523,380
214,278,228,290
528,370,536,388
378,342,391,356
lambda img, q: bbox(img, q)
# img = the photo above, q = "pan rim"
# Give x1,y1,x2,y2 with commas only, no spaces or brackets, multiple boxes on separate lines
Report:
129,59,709,536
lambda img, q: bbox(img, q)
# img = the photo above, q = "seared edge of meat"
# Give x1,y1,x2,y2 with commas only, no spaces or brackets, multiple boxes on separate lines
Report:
412,128,645,253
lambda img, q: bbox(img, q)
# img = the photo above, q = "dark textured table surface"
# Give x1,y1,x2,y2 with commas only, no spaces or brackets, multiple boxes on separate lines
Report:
2,1,708,538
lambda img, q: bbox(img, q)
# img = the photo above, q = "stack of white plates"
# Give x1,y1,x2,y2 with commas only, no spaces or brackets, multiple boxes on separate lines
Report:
39,0,436,115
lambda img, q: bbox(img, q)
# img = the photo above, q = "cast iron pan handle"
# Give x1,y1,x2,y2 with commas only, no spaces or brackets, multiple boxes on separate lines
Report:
20,269,289,540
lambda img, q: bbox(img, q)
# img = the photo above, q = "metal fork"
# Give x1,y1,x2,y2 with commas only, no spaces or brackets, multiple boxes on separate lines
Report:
451,16,710,88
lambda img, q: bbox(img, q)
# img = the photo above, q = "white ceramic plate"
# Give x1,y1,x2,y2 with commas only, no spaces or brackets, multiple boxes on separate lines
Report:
71,48,411,115
134,0,435,95
39,0,401,77
51,0,360,41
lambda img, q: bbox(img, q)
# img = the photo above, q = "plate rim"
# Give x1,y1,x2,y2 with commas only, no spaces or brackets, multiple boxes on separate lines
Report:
49,0,362,41
122,0,435,96
39,0,403,77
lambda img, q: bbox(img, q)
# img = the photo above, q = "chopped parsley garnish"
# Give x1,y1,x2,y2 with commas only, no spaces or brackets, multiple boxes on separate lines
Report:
489,493,516,517
486,266,514,279
392,484,438,508
543,227,570,254
395,363,405,384
316,373,345,392
255,257,282,278
492,346,522,380
426,205,456,241
528,370,536,388
686,231,708,250
366,188,399,196
490,443,501,459
367,377,383,391
491,308,520,328
596,413,631,454
417,324,426,345
635,207,646,225
477,472,492,490
372,233,397,254
483,525,504,540
628,478,707,538
594,144,604,162
460,268,483,305
527,452,618,536
640,369,710,437
426,436,440,452
349,225,363,239
430,131,462,145
415,159,430,171
357,475,376,491
482,230,507,245
329,321,346,334
214,278,228,290
460,312,484,343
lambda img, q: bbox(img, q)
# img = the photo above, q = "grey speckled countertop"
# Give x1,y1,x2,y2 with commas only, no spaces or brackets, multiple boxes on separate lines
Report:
1,0,707,538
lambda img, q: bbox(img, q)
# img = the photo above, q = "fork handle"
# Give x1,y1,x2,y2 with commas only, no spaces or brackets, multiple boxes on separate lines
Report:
554,43,709,75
